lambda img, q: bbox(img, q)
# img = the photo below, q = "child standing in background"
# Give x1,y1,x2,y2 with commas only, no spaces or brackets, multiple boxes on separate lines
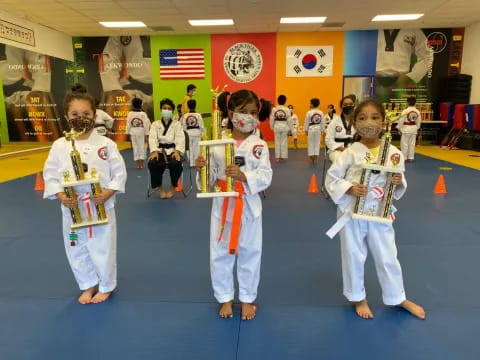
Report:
182,99,205,167
126,98,151,169
304,98,325,163
397,96,422,163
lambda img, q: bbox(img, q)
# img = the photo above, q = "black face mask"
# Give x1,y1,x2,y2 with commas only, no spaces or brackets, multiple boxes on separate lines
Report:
68,116,95,133
342,105,354,115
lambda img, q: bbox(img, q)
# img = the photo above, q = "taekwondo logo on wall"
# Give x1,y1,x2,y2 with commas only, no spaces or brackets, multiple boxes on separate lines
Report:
223,42,263,83
426,32,448,53
286,46,333,77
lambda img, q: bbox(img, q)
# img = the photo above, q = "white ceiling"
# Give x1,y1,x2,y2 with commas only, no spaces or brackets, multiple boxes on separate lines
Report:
0,0,479,36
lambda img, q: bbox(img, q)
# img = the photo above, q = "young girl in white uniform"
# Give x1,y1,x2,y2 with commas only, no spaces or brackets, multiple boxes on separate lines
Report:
126,97,151,169
43,91,127,305
195,90,272,321
325,99,425,320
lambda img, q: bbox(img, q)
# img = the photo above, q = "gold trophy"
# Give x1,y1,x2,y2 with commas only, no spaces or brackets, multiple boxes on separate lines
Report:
61,129,109,230
197,86,237,198
352,112,402,223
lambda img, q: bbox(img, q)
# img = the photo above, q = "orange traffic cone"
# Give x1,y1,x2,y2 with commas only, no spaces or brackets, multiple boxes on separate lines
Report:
34,172,45,191
308,174,319,193
175,179,183,192
433,174,447,194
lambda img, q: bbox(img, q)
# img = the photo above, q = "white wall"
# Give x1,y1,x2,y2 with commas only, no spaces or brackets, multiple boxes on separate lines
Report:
0,10,73,60
462,21,480,104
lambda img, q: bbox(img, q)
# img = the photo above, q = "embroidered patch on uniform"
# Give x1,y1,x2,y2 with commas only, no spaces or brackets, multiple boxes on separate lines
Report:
371,186,384,200
131,117,143,127
390,153,401,165
98,146,108,160
252,144,264,159
407,111,418,123
335,125,342,132
186,115,198,127
311,113,322,124
274,109,287,120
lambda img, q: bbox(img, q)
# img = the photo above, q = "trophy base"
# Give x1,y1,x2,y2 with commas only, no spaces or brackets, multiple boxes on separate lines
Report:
197,192,239,198
71,218,109,230
351,213,393,224
61,178,98,187
362,164,403,173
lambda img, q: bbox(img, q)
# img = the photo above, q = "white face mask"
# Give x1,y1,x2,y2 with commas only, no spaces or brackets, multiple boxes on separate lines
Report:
162,109,172,120
231,112,259,133
192,90,196,96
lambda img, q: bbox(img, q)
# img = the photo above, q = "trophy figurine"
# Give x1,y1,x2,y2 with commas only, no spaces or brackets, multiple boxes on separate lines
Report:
351,112,403,223
61,128,109,230
197,86,238,198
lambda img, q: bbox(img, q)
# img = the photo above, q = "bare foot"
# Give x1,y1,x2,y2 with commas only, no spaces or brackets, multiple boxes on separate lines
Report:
400,299,426,319
78,286,97,305
219,301,233,318
165,189,175,198
241,302,257,320
91,291,112,304
159,188,166,199
354,299,374,319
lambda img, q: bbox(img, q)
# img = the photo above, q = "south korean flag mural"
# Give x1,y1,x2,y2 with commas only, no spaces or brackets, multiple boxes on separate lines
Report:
286,46,334,77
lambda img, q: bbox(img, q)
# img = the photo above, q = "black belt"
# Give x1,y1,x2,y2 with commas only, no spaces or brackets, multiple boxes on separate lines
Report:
186,126,200,130
158,143,175,149
275,119,287,121
334,137,354,146
94,124,106,128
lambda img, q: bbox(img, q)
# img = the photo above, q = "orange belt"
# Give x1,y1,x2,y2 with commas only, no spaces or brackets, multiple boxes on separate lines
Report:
217,179,245,255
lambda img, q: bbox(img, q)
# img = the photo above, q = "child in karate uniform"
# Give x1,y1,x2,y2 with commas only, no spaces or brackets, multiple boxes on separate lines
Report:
43,91,127,304
195,89,272,321
325,99,425,320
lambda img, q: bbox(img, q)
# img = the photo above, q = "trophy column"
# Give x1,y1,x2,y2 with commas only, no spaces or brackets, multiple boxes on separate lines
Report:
61,129,109,230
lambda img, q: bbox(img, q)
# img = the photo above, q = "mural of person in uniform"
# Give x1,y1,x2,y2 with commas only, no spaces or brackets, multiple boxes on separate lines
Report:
376,29,434,103
0,44,63,141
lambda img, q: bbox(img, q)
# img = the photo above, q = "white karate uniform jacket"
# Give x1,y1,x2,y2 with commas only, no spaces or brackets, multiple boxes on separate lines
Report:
397,107,422,134
149,119,185,156
325,115,356,152
43,131,127,293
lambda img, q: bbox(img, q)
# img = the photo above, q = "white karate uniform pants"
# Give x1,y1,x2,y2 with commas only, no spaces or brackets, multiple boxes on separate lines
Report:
308,129,321,156
131,134,146,161
400,133,416,160
274,129,289,159
339,214,406,305
210,214,262,304
189,134,201,167
62,207,117,293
